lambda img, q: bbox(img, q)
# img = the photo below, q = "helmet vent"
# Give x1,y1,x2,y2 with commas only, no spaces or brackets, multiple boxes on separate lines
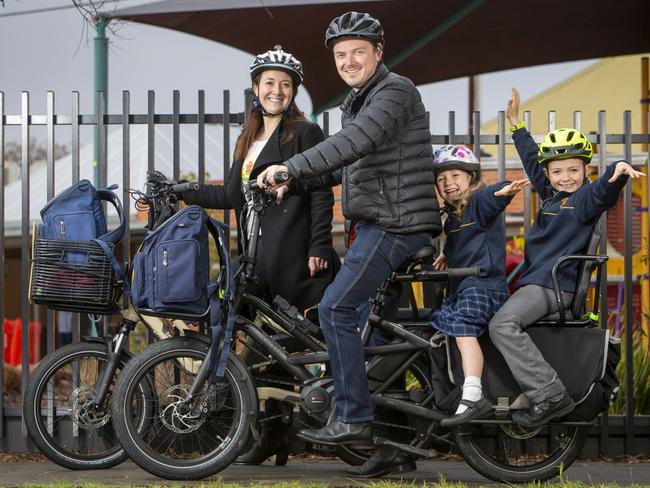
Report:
567,130,575,141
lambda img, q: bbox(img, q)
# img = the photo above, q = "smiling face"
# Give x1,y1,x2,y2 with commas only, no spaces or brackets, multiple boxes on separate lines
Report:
253,69,295,115
332,38,382,89
435,168,473,202
543,158,588,193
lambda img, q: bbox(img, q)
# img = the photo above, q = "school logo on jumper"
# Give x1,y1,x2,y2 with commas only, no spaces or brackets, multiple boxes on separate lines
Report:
560,197,570,208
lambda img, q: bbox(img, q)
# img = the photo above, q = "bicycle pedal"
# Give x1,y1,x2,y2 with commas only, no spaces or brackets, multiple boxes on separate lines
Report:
373,437,434,459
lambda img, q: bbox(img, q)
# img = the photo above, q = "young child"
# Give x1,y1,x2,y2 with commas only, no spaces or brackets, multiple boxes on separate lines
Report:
431,145,529,427
489,88,645,427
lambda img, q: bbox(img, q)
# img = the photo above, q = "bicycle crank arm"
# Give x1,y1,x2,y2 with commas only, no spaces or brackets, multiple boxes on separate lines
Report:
256,386,301,403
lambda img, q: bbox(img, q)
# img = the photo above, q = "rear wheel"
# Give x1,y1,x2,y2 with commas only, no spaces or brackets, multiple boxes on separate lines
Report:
453,421,589,483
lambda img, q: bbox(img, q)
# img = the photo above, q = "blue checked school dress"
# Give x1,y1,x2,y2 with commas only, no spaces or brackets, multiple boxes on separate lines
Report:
430,287,509,337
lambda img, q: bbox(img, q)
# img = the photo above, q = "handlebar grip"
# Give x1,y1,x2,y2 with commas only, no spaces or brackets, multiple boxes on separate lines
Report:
391,266,480,283
274,171,290,183
447,267,480,278
171,182,199,194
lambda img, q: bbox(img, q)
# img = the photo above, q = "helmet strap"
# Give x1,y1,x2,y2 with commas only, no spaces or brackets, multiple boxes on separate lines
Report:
252,93,293,117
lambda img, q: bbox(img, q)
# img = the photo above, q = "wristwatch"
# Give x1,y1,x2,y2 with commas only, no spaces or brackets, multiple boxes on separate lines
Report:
510,121,526,132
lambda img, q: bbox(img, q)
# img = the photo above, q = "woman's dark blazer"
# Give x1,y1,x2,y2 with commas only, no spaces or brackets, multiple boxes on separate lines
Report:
183,119,340,311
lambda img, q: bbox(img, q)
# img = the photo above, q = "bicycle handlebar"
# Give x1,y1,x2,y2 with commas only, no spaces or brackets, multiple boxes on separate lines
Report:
391,266,480,283
171,181,200,194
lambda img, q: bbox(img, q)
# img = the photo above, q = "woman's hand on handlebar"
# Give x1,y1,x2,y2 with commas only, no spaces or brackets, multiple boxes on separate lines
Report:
257,164,291,188
433,252,447,271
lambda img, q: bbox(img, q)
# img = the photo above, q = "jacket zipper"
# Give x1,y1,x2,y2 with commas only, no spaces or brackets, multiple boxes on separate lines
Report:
378,177,396,218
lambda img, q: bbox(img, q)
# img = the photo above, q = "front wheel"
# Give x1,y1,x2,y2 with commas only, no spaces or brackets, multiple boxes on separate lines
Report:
453,421,589,483
111,336,256,480
23,341,136,470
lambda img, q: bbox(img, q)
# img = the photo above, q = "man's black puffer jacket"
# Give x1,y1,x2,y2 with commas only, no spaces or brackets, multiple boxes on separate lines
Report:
285,63,441,235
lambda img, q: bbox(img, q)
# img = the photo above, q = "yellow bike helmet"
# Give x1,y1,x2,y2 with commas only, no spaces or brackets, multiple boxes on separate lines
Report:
538,128,593,165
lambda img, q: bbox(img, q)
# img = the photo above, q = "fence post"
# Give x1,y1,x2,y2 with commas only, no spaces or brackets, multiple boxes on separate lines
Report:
122,90,131,311
20,91,30,437
623,110,635,455
0,91,5,438
223,90,231,238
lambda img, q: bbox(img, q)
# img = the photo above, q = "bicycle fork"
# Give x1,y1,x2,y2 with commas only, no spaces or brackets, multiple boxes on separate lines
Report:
89,319,137,412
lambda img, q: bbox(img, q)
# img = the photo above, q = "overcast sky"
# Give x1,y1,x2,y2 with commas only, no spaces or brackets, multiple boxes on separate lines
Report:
1,0,598,143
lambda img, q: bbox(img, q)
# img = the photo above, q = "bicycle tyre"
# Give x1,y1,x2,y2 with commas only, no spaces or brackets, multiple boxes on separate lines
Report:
23,340,147,470
111,336,256,480
453,420,589,483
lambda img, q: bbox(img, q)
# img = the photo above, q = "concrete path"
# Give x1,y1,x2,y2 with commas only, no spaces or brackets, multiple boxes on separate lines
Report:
1,458,650,486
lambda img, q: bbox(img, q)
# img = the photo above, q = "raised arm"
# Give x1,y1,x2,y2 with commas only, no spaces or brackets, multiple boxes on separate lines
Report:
471,179,529,227
507,88,549,198
573,161,645,223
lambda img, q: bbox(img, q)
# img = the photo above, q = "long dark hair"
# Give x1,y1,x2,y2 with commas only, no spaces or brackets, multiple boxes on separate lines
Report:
234,74,309,161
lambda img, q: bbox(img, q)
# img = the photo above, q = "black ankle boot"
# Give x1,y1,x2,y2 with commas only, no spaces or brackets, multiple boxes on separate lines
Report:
234,431,290,466
346,445,417,477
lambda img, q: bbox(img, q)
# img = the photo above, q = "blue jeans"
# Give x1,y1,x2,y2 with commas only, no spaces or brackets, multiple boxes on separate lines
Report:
318,222,431,422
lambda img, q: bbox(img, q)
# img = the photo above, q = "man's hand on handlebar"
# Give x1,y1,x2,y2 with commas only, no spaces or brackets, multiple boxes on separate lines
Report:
273,185,290,204
257,164,291,188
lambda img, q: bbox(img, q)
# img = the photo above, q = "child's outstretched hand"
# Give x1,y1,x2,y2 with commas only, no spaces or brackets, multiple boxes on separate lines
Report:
506,87,521,126
609,162,646,183
433,252,447,271
494,178,530,197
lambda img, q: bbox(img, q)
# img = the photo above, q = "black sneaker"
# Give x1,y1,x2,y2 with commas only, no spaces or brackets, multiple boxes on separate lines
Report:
512,391,575,427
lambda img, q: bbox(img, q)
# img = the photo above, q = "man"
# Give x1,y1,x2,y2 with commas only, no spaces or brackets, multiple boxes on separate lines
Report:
257,11,441,476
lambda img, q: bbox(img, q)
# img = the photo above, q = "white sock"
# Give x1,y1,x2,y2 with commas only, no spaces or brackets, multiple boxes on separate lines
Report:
456,376,482,414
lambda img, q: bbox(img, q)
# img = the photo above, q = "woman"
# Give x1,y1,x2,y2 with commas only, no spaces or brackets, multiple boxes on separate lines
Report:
182,47,340,464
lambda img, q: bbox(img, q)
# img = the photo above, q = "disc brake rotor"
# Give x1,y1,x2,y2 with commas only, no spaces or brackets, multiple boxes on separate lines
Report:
159,384,206,434
68,385,111,430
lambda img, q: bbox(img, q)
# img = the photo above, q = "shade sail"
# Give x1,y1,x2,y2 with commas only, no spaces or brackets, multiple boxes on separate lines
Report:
110,0,650,113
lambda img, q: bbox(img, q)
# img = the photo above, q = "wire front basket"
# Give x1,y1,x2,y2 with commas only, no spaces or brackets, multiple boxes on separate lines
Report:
29,236,121,314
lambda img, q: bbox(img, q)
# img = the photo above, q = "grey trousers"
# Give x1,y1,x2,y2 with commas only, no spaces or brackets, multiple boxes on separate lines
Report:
488,284,574,404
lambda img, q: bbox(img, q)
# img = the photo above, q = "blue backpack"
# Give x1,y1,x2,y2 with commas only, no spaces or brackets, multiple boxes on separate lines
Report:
31,180,126,313
40,179,125,244
99,204,235,378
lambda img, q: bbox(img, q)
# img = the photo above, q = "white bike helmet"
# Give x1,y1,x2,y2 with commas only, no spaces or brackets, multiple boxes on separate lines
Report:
250,47,304,86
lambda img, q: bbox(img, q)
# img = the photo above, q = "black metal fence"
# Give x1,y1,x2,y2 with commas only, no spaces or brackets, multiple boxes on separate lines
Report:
0,90,649,454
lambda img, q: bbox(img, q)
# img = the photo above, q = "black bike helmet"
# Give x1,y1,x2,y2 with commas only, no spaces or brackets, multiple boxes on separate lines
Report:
249,46,304,86
324,11,384,49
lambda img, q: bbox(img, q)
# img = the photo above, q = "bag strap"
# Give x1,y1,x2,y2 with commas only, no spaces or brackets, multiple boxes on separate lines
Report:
205,216,235,380
93,238,131,298
97,184,127,244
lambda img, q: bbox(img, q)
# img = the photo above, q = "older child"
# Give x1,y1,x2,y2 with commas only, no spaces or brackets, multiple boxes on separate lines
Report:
489,88,645,427
431,145,528,426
